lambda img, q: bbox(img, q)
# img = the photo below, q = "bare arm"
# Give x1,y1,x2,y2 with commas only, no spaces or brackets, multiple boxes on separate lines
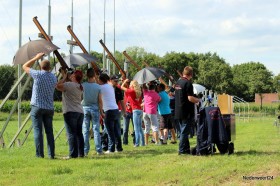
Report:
188,96,199,104
56,70,67,92
22,52,44,74
120,79,129,91
120,100,126,115
98,93,105,118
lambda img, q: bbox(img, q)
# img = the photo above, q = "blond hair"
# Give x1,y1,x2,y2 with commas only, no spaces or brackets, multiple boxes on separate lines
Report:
130,80,142,98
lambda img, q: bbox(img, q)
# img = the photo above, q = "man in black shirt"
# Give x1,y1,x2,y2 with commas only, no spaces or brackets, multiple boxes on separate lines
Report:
175,66,199,155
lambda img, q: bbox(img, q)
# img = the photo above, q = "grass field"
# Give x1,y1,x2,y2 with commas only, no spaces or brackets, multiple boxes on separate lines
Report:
0,114,279,186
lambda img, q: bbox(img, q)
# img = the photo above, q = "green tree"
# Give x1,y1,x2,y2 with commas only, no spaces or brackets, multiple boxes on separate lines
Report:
124,46,160,78
232,62,273,103
196,53,233,94
0,65,16,99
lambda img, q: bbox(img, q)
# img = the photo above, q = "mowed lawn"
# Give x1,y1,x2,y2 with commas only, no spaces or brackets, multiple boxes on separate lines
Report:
0,115,279,186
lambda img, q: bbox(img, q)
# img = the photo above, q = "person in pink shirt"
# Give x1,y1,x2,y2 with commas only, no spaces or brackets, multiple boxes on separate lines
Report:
142,82,161,145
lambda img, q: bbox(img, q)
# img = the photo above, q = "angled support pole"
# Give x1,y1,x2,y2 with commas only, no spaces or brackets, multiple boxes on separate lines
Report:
0,72,27,110
8,113,31,148
0,75,32,139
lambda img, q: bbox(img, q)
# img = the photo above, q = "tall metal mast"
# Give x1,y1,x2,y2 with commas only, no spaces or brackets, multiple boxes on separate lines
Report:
18,0,23,128
70,0,74,54
103,0,106,70
88,0,91,53
48,0,51,60
113,0,116,74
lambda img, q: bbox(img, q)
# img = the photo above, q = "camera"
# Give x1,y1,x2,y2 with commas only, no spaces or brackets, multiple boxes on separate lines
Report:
67,68,74,74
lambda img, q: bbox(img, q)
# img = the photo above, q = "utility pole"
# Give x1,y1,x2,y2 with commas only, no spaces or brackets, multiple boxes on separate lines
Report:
48,0,51,61
18,0,22,128
70,0,74,54
113,0,116,74
103,0,106,71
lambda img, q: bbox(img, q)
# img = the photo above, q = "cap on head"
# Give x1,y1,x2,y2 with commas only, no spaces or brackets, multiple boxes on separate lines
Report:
110,74,120,81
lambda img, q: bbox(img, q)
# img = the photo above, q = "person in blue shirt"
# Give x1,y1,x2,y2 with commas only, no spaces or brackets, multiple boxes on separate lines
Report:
22,52,57,159
82,68,103,156
157,83,177,145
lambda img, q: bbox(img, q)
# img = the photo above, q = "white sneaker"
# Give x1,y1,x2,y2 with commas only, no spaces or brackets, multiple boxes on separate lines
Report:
104,150,113,154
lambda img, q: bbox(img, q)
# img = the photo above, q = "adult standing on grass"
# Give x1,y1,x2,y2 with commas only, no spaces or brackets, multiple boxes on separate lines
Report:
121,79,135,145
22,52,57,159
82,68,103,156
56,69,84,158
175,66,199,155
121,79,145,147
142,82,161,145
109,75,125,152
98,73,120,154
157,83,177,145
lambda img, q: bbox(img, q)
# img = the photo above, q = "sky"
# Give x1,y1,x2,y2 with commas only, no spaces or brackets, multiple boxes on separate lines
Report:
0,0,279,76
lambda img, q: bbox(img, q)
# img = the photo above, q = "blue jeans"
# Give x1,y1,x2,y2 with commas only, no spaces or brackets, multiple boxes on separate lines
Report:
104,109,123,152
82,106,102,154
123,112,133,145
30,105,55,158
133,110,145,146
178,118,191,154
64,112,84,158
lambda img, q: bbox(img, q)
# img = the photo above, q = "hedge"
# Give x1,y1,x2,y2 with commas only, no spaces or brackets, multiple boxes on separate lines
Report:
0,100,62,113
1,100,279,115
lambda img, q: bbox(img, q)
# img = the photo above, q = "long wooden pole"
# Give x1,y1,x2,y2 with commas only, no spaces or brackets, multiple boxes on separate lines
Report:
99,39,126,79
33,16,68,70
177,70,183,77
123,51,141,70
67,25,100,75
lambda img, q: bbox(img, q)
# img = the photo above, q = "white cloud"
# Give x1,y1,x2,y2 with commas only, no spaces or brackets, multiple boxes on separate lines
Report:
0,0,280,76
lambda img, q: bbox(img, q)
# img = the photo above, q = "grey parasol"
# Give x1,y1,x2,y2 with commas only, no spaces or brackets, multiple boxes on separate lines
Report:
52,53,99,73
133,67,166,84
13,39,59,65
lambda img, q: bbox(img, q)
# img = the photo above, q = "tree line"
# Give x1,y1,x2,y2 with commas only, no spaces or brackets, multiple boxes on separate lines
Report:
1,46,279,102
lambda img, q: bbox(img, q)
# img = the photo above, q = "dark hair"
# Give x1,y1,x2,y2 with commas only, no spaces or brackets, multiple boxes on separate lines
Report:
99,73,110,84
40,60,51,71
148,84,156,90
87,68,95,78
74,70,83,91
158,83,165,91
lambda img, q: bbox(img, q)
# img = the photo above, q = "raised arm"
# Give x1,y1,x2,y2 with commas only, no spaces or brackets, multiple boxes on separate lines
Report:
56,69,68,92
22,52,45,74
120,79,130,91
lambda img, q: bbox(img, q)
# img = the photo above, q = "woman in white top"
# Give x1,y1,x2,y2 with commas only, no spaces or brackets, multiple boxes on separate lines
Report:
98,73,122,153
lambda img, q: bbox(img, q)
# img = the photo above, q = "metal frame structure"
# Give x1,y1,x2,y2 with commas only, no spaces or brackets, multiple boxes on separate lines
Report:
233,96,250,122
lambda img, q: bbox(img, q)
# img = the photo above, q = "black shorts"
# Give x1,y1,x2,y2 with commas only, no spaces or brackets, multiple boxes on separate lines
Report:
159,114,173,129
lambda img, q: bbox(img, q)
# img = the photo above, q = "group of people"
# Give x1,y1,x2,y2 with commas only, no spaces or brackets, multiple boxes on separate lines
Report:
23,53,199,159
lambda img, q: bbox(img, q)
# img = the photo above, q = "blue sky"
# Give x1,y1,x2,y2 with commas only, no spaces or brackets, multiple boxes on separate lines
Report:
0,0,279,76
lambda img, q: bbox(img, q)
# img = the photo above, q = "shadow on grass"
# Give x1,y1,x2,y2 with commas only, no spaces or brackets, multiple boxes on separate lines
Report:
89,148,177,160
234,150,280,156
